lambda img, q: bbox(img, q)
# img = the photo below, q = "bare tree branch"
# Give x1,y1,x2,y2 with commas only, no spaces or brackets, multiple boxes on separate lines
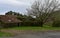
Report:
27,0,60,26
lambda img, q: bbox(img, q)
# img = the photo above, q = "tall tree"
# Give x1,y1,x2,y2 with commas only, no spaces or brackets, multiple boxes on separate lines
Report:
27,0,60,27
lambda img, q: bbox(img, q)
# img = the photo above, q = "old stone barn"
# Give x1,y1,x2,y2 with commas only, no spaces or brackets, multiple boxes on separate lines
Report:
0,15,22,28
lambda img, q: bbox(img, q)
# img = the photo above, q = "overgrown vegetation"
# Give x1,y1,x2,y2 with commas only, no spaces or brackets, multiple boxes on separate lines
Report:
0,0,60,28
0,0,60,37
0,32,13,37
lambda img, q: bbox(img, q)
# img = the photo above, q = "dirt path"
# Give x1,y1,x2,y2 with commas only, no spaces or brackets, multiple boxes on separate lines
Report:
1,30,60,38
13,31,60,38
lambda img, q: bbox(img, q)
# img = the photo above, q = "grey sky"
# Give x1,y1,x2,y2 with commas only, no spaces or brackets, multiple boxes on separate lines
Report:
0,0,35,15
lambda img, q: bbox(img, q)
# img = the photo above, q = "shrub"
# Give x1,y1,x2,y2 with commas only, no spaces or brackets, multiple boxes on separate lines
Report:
0,23,20,28
52,20,60,27
3,23,18,28
20,21,42,27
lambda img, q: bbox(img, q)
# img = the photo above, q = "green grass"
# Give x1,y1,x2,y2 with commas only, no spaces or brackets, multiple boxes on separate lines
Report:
6,26,60,31
0,32,13,37
0,26,60,37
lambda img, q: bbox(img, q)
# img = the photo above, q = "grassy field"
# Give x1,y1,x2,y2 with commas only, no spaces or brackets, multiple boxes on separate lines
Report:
0,26,60,37
0,32,13,37
5,26,60,31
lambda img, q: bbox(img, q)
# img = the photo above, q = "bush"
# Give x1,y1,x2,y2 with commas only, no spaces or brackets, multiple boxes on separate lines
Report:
4,23,18,28
0,23,20,28
52,20,60,27
20,21,42,27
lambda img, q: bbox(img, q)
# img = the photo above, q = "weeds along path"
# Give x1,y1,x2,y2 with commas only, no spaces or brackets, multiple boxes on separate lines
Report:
1,29,60,38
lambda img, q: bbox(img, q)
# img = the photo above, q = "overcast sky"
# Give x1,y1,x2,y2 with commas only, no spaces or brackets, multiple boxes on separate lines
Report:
0,0,35,15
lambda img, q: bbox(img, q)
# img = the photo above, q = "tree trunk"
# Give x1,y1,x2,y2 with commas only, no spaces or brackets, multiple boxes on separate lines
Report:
18,23,19,27
40,22,43,27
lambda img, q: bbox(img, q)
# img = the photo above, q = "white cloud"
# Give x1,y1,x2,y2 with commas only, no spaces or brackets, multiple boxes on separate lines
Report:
0,0,35,6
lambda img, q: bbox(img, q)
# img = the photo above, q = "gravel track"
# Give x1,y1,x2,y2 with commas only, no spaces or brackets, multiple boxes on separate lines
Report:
1,30,60,38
